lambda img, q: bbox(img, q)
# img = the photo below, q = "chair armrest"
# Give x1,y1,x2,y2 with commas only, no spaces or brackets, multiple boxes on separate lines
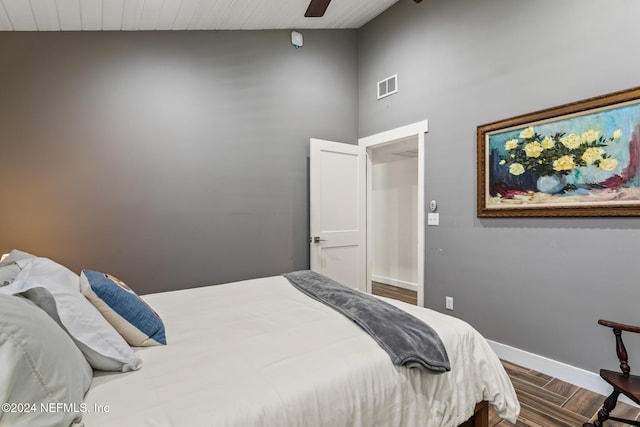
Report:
599,319,640,334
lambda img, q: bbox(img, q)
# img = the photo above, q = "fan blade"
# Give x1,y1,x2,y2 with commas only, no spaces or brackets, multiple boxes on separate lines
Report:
305,0,331,17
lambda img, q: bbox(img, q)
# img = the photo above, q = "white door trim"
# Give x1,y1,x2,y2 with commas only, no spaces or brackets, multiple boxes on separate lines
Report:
359,120,428,306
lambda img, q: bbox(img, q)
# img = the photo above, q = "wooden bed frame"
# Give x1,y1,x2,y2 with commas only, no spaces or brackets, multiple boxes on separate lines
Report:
460,401,489,427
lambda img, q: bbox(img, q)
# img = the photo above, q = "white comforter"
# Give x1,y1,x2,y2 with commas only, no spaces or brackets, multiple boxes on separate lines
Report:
82,275,519,427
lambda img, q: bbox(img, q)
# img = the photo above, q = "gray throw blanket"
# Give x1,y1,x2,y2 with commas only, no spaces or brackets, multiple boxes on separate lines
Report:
283,270,450,372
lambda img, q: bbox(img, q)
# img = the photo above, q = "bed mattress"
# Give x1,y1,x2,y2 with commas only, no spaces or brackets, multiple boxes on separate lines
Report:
82,275,519,427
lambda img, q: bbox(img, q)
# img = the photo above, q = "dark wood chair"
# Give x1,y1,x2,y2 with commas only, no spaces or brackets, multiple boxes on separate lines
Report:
584,319,640,427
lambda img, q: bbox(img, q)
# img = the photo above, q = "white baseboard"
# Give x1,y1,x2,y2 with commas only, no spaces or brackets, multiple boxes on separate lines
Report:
487,340,639,408
372,274,417,292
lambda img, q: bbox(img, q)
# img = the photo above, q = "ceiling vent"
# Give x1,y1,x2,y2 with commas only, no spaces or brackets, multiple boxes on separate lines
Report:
377,74,398,100
392,150,418,158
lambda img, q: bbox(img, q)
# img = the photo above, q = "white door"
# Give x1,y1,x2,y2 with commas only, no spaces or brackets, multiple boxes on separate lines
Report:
309,138,366,291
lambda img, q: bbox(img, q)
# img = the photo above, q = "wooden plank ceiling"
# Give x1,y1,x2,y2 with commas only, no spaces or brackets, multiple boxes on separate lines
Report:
0,0,400,31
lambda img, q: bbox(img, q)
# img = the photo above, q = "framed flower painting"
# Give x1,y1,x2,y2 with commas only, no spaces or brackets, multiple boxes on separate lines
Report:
477,86,640,217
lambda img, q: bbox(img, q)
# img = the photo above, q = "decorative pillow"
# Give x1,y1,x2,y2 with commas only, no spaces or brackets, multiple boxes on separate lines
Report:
0,257,141,372
0,249,36,286
0,294,92,427
80,269,166,347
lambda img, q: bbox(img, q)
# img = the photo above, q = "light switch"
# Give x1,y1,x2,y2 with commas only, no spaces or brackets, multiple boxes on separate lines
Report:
427,213,439,226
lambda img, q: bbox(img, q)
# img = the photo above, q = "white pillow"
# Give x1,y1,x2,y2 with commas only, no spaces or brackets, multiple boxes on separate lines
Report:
0,249,36,286
0,294,92,427
0,257,141,372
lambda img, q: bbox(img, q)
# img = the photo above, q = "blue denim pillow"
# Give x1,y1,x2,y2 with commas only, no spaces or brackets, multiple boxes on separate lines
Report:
80,270,166,346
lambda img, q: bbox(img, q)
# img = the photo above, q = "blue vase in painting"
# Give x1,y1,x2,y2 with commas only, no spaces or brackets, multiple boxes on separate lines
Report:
536,175,566,194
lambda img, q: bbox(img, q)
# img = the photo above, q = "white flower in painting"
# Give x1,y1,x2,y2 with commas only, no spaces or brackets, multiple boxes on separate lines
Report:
599,158,619,171
581,147,606,165
541,136,555,149
613,129,622,139
504,139,518,150
553,155,576,171
581,129,600,143
509,163,525,175
524,141,543,158
560,134,582,149
519,127,535,139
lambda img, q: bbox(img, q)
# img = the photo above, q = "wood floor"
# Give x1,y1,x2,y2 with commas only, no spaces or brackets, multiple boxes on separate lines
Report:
371,282,640,427
372,281,418,305
494,360,640,427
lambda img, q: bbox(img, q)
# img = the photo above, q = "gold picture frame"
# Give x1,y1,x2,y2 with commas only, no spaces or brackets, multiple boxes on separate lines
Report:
477,86,640,217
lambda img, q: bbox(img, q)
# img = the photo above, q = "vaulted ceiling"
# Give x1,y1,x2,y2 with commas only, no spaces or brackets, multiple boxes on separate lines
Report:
0,0,400,31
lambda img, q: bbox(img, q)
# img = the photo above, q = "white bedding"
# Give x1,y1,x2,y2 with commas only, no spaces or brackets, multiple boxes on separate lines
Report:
82,275,519,427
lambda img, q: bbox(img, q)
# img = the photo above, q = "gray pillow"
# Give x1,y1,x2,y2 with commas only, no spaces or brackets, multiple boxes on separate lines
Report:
0,294,93,427
0,249,36,286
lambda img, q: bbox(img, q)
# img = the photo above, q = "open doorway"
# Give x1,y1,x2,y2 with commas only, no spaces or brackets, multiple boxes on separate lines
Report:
359,121,427,306
370,138,419,304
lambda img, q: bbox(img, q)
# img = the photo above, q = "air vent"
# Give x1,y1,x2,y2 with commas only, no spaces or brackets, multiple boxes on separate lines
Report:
392,150,418,158
377,74,398,100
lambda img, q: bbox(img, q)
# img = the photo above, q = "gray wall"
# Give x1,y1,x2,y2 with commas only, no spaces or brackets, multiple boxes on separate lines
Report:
0,30,358,294
3,1,638,375
359,0,640,373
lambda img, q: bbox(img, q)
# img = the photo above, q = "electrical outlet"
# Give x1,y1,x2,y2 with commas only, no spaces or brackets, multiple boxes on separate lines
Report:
445,296,453,310
427,213,439,226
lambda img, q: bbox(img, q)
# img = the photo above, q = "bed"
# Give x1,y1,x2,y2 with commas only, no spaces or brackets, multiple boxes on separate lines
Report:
0,252,519,427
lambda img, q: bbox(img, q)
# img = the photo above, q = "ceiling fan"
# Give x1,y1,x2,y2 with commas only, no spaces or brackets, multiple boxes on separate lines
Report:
305,0,423,18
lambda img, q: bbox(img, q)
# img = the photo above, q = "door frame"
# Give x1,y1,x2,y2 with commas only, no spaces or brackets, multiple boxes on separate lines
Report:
358,120,428,306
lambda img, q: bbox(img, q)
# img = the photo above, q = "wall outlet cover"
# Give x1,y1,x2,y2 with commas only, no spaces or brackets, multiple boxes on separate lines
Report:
427,213,439,225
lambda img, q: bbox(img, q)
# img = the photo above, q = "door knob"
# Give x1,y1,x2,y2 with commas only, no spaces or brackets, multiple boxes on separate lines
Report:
313,236,327,243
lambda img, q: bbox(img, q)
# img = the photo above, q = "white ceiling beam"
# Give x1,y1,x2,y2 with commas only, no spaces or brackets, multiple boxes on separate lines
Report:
30,0,60,30
170,0,198,30
185,0,218,30
56,0,81,30
0,2,14,30
201,0,236,30
79,0,101,30
138,0,165,30
154,0,182,30
3,0,37,30
102,0,124,30
122,0,144,30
